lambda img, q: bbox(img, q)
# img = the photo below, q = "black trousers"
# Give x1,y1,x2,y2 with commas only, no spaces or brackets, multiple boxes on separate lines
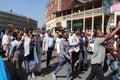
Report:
46,47,53,67
86,64,104,80
71,51,80,72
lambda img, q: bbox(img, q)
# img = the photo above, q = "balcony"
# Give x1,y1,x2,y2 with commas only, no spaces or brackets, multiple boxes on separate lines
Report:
62,7,102,20
45,8,103,26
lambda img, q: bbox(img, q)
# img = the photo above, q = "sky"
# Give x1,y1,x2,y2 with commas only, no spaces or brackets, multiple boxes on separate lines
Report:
0,0,49,28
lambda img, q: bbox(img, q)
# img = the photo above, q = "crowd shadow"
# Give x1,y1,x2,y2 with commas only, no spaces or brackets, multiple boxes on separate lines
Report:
104,72,112,80
57,75,66,78
41,62,59,77
70,71,82,80
4,60,27,80
41,55,56,63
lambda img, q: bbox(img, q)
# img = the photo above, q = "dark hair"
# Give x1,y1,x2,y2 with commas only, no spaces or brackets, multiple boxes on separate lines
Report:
73,28,80,32
26,28,32,35
47,30,51,33
81,32,85,35
16,33,21,39
58,33,62,38
94,28,101,37
62,31,67,35
12,32,18,39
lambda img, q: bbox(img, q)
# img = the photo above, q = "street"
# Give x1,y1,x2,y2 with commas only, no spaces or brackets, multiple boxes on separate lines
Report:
4,51,112,80
0,0,120,80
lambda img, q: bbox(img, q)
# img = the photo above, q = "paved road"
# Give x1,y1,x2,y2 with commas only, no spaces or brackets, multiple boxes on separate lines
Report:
4,51,112,80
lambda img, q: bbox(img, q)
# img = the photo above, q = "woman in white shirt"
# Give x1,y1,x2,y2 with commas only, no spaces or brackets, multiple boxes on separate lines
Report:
24,29,36,79
34,33,42,74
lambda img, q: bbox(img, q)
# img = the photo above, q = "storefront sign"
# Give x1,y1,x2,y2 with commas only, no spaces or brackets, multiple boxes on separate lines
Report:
73,23,82,27
111,3,120,12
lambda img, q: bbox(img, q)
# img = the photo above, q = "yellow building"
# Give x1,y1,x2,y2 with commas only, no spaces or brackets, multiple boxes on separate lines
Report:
0,11,37,30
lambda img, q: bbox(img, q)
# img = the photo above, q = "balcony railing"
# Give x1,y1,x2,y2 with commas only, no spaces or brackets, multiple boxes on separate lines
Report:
62,7,102,20
46,8,103,25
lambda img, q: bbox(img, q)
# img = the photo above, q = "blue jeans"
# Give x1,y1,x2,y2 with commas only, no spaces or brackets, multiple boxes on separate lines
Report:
82,50,87,64
54,56,71,80
110,60,119,80
46,47,53,67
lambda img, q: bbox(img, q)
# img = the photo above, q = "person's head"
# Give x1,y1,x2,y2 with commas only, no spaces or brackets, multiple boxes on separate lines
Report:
62,31,69,39
109,25,116,33
5,30,9,35
58,32,62,38
35,33,40,39
17,33,22,40
47,30,52,36
73,28,80,35
95,28,103,37
26,29,33,37
21,30,25,35
56,31,59,35
81,32,85,37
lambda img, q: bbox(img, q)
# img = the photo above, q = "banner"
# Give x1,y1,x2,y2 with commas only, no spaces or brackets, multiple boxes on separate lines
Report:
111,3,120,12
102,0,112,13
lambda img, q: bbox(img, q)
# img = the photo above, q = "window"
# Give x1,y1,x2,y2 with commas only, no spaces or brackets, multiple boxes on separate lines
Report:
56,22,61,27
51,2,54,8
51,14,54,19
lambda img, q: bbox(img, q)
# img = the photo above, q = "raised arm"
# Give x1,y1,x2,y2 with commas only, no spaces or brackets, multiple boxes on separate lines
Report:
104,24,120,41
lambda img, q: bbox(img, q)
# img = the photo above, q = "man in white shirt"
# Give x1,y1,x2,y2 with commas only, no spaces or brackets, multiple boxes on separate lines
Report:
42,30,55,68
69,28,81,73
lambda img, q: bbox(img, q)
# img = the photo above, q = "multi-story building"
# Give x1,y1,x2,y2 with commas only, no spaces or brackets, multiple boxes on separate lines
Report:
44,0,120,35
0,11,37,30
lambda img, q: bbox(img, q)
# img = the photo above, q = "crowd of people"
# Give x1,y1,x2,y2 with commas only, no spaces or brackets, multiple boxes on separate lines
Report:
0,23,119,80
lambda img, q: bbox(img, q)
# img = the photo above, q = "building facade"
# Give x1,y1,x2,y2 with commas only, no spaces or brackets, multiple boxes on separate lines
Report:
0,11,37,30
44,0,119,35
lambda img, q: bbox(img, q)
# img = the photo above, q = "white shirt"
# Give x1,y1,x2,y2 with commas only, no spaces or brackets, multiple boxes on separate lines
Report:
56,38,61,53
11,40,21,48
2,34,10,45
91,38,105,64
48,36,54,48
69,34,80,52
24,36,31,57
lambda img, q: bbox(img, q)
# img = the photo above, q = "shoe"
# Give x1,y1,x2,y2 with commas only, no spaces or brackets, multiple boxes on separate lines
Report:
75,66,78,72
32,73,36,79
67,78,71,80
47,65,52,69
52,72,56,80
27,74,31,79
